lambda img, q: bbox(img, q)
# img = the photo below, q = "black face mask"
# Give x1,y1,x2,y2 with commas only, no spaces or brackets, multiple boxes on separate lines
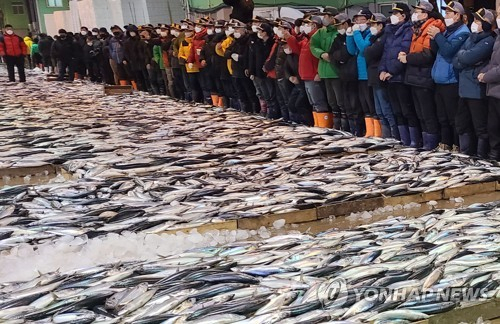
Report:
59,34,66,39
113,31,121,37
99,34,107,38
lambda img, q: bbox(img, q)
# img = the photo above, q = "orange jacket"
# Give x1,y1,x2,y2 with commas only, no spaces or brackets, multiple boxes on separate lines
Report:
410,18,445,53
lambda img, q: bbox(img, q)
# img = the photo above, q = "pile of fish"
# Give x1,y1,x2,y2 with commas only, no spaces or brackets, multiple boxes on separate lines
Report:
1,203,500,323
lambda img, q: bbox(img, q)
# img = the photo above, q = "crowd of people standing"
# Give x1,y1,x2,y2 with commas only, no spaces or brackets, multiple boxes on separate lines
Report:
4,1,500,161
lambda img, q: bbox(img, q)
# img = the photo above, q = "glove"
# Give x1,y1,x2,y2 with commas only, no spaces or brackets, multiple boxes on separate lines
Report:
352,24,360,32
188,63,194,69
231,53,239,62
346,27,354,36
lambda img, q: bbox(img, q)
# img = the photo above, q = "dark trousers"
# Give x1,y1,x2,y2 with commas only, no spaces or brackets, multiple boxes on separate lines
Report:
57,60,74,81
181,66,191,99
147,62,165,95
488,97,500,159
289,82,313,125
188,72,203,103
359,80,376,117
172,68,185,99
233,76,260,113
85,59,101,82
277,78,293,121
254,77,280,118
324,78,343,116
33,53,42,67
388,82,417,126
343,81,361,118
42,55,52,71
456,98,488,139
100,56,115,85
412,86,438,134
435,83,460,146
222,78,235,103
5,55,26,82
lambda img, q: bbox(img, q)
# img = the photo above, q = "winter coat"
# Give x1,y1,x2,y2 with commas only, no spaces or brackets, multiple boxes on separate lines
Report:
431,22,470,84
249,36,274,78
108,34,125,63
453,31,495,99
482,30,500,99
24,36,33,53
0,33,28,57
223,0,254,24
123,36,147,71
51,37,79,62
273,42,287,80
178,37,200,73
215,35,234,78
188,29,208,64
364,30,387,87
225,34,251,78
31,43,39,56
173,32,186,66
346,29,371,80
284,52,300,81
379,21,413,83
83,39,102,63
201,33,225,77
330,33,357,82
404,18,445,89
310,25,340,78
286,32,319,81
38,37,53,58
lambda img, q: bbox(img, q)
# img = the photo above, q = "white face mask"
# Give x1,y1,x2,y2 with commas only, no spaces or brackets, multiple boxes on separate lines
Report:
391,15,401,25
225,30,233,36
369,26,379,36
284,48,292,54
81,30,88,35
228,27,234,33
172,30,179,37
444,18,455,27
87,42,93,46
233,32,242,39
156,29,161,34
359,23,368,32
160,31,168,37
471,22,479,33
338,29,346,35
6,30,13,35
276,30,284,38
181,25,188,30
129,32,136,37
207,29,214,35
299,25,306,33
195,26,202,33
92,32,98,36
497,19,500,29
215,28,222,34
257,32,264,39
251,25,259,33
273,27,279,35
303,25,313,34
185,32,194,38
411,13,419,22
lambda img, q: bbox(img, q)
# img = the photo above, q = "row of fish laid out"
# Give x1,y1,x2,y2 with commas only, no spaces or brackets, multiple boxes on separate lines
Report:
1,203,500,323
1,149,500,252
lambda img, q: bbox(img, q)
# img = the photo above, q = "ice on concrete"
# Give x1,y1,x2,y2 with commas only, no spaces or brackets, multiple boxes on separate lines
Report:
273,219,286,229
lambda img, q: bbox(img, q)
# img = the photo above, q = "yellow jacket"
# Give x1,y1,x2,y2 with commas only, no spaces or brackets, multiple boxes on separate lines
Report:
24,36,33,53
215,36,234,75
178,37,199,73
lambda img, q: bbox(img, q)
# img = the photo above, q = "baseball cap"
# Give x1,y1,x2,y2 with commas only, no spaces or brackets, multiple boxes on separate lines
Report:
369,13,387,24
389,3,411,14
441,1,465,15
473,8,494,24
412,0,434,12
353,8,373,20
320,6,339,16
303,16,323,26
333,13,349,25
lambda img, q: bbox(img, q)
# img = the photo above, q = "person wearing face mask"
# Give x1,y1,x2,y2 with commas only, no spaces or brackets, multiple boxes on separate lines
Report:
453,8,495,158
379,2,414,146
91,28,99,38
82,35,102,83
177,20,194,101
51,29,79,82
74,26,90,79
23,32,33,69
97,27,115,85
478,6,500,160
347,8,379,137
330,13,358,133
199,20,225,106
364,14,399,139
168,24,186,99
284,16,329,127
142,29,165,95
249,16,269,115
249,23,280,118
311,7,342,129
156,25,174,97
188,18,212,104
123,25,149,92
428,1,469,152
397,0,445,150
38,33,54,74
0,24,27,82
215,21,239,109
178,24,203,102
106,25,128,85
225,19,260,113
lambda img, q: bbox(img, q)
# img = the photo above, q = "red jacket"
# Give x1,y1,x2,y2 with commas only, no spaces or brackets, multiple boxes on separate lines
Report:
0,33,28,57
188,29,207,64
286,31,318,81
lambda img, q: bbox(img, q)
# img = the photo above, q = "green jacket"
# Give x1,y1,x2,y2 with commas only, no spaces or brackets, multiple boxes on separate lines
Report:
153,45,164,69
310,25,339,79
31,43,39,56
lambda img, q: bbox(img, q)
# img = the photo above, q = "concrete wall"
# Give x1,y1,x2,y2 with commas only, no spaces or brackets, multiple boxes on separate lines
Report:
36,0,70,33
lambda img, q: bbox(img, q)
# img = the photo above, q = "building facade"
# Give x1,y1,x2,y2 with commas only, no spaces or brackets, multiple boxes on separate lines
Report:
0,0,30,35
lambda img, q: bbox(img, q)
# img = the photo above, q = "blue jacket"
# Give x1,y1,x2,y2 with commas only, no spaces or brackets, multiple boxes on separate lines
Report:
347,29,371,80
108,35,125,63
431,22,470,84
453,31,494,99
379,21,413,83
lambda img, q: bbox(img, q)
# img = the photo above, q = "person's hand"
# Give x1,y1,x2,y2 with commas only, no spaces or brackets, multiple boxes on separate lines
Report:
314,74,321,82
398,52,407,64
289,76,299,84
321,53,330,62
245,69,249,77
478,73,485,83
196,48,202,55
146,64,151,69
346,27,354,36
262,66,268,73
427,26,441,39
188,63,194,69
250,75,255,80
385,73,393,81
123,60,127,65
201,60,207,67
352,24,360,32
379,72,386,81
231,53,239,61
216,43,222,50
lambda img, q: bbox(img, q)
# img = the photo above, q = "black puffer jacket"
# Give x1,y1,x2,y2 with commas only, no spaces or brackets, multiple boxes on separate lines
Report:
225,33,251,78
365,30,388,87
123,33,147,71
223,0,254,24
330,33,357,82
249,36,274,78
51,37,79,63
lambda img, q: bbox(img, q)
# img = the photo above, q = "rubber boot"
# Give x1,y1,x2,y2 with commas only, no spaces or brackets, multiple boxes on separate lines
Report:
119,80,128,86
218,96,224,108
423,133,439,151
317,112,333,128
239,100,249,113
409,127,422,148
364,117,374,137
381,124,392,138
258,99,268,116
312,112,319,127
348,118,360,136
211,95,219,107
391,125,401,140
341,117,350,132
477,138,489,159
131,81,138,91
333,115,341,130
459,134,472,155
304,112,314,126
398,125,411,146
421,132,428,149
373,119,382,137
